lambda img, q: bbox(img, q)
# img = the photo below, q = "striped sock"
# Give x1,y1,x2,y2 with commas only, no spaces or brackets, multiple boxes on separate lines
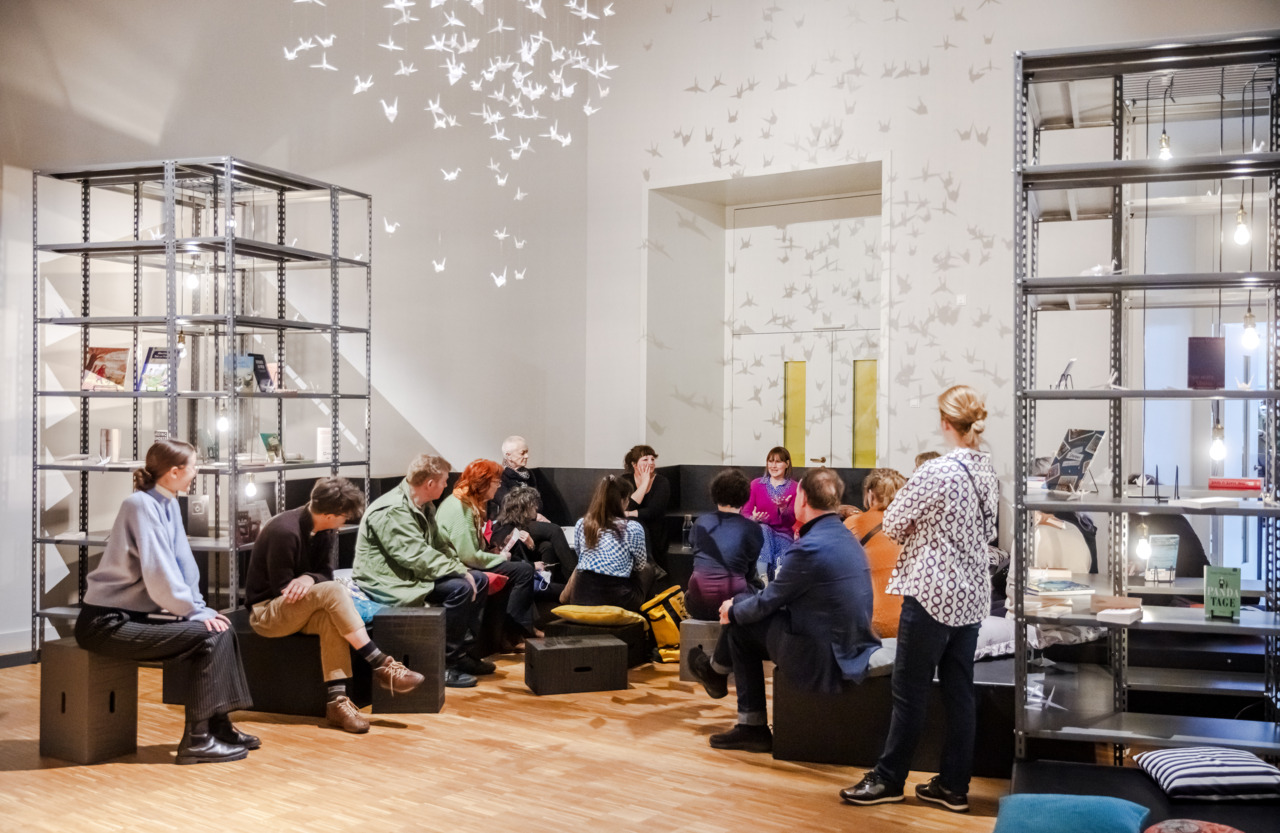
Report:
356,640,388,668
327,679,349,703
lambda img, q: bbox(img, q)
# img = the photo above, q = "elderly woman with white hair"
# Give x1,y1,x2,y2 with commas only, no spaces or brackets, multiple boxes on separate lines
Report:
489,435,575,580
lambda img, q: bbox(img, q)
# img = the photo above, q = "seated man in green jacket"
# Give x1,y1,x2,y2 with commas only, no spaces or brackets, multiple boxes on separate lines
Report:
353,454,492,687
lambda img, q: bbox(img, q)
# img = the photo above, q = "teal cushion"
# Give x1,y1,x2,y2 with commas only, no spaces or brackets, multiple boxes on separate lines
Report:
994,795,1149,833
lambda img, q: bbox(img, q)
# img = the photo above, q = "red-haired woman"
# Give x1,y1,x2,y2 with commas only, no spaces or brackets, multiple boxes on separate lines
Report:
438,459,537,650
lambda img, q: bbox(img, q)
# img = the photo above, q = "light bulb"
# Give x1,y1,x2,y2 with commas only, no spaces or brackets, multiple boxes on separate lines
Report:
1242,310,1260,351
216,414,229,433
185,273,200,290
1209,423,1226,462
1135,523,1151,559
1158,132,1172,160
1234,206,1251,246
177,334,188,359
244,480,257,498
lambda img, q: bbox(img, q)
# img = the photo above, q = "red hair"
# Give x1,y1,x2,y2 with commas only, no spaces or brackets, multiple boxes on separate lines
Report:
452,459,503,525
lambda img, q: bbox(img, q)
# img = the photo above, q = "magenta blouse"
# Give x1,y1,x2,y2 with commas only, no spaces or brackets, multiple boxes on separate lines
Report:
740,477,798,538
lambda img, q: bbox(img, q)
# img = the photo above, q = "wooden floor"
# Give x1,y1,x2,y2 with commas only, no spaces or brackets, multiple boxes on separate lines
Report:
0,655,1005,832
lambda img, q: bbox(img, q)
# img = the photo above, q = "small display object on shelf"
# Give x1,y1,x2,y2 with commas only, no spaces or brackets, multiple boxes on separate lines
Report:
228,355,256,394
1204,566,1242,621
1143,534,1178,583
136,347,176,391
1043,429,1105,495
1187,336,1226,390
1027,578,1095,596
81,347,129,391
250,353,275,393
260,432,282,463
187,494,210,537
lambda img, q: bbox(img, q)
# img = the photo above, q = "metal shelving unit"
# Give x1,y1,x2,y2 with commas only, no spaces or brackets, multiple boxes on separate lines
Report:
1013,31,1280,775
31,157,372,652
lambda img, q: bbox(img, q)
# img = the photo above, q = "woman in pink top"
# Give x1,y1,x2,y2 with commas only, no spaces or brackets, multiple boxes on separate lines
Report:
740,446,799,580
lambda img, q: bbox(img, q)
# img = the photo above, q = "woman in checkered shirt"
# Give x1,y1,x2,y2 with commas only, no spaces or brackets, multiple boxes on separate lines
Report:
569,475,654,612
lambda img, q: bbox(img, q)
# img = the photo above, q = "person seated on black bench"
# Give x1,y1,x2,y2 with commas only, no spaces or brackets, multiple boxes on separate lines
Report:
75,439,256,765
492,485,576,594
438,459,537,652
246,476,425,734
687,467,880,754
490,435,576,570
353,454,492,688
567,475,654,612
621,444,671,570
685,468,764,621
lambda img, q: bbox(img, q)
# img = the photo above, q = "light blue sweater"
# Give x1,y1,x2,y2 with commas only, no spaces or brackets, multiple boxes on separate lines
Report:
83,488,214,621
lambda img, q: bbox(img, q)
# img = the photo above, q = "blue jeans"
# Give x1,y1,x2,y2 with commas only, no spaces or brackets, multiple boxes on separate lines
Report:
873,596,981,794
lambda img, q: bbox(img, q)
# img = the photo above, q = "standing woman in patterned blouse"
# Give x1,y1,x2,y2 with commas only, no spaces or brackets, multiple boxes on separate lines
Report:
842,385,999,812
739,446,799,580
570,475,653,611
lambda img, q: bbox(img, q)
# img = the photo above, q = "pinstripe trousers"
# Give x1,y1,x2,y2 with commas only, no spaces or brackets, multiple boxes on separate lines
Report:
75,605,253,722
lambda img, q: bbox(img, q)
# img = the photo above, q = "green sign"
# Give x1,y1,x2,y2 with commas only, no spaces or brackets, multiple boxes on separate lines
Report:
1204,565,1242,621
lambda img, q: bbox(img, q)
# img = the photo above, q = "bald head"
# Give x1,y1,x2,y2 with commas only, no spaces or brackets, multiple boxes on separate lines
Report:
501,436,529,469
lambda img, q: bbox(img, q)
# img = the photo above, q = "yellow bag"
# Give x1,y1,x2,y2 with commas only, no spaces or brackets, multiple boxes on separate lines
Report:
640,585,687,662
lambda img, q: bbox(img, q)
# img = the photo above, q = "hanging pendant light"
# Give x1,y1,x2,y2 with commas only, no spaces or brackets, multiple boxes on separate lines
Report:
1136,522,1152,559
1158,132,1172,160
1158,81,1173,160
1242,290,1260,351
1234,204,1251,246
1209,422,1227,462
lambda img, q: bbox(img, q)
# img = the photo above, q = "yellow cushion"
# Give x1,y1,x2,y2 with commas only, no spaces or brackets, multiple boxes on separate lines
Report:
551,605,645,627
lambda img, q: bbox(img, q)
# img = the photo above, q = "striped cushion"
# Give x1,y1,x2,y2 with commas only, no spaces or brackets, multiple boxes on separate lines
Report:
1134,747,1280,801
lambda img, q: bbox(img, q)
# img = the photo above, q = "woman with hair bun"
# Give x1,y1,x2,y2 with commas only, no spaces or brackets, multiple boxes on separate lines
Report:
842,385,999,813
75,439,255,765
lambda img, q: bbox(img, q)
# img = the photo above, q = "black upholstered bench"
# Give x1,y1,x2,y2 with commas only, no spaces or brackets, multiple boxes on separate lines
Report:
771,658,1017,778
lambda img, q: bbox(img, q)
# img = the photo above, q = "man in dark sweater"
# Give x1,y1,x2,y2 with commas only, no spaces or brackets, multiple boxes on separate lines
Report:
246,477,424,734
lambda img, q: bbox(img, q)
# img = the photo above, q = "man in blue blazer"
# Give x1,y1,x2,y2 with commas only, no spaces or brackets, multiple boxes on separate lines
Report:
689,467,880,752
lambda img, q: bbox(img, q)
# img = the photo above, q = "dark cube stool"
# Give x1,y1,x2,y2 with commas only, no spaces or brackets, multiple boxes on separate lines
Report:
678,619,723,682
369,607,445,714
542,618,650,668
525,636,628,696
40,637,138,764
163,608,371,717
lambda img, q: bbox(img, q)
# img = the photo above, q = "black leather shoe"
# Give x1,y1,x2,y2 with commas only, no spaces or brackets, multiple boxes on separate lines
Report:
444,667,479,688
456,654,496,676
210,714,261,751
840,771,904,805
175,725,249,765
708,724,772,753
688,646,728,699
915,776,969,812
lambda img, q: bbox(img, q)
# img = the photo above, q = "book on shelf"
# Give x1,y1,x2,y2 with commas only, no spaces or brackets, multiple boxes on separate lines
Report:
250,353,275,393
228,355,256,393
81,347,129,390
137,347,177,391
260,432,281,463
1204,565,1242,620
1027,578,1094,596
1023,599,1073,617
1090,595,1141,612
1144,534,1179,574
1187,336,1226,389
1029,567,1074,580
1096,607,1143,624
1043,429,1104,494
1208,477,1262,491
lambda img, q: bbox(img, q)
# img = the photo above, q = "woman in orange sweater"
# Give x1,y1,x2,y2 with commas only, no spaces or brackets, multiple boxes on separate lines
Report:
844,468,907,638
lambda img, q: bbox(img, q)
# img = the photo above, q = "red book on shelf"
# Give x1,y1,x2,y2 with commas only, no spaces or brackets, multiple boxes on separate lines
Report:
1208,477,1262,491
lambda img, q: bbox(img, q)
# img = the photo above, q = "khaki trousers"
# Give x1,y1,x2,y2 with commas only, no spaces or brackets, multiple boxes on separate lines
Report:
250,581,365,681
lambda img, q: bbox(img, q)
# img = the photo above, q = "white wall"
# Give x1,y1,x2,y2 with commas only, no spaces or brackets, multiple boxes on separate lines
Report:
2,1,1280,653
